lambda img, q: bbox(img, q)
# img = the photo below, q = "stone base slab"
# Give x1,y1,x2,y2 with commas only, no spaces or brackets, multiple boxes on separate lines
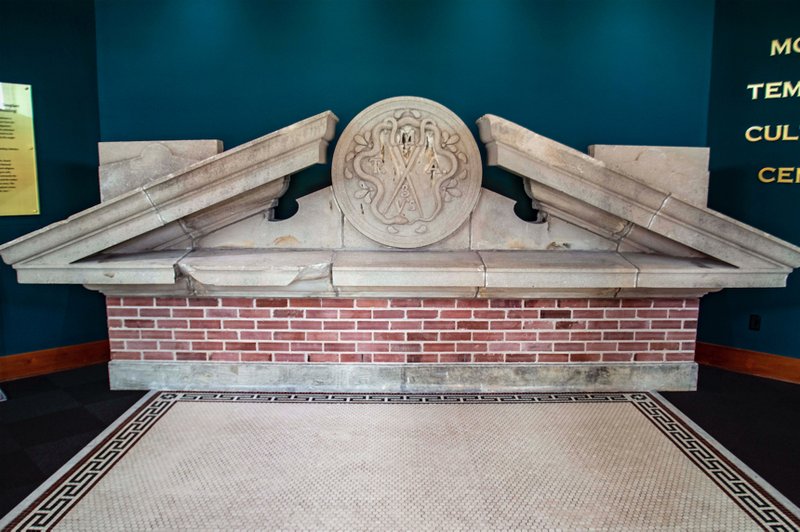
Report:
109,361,698,392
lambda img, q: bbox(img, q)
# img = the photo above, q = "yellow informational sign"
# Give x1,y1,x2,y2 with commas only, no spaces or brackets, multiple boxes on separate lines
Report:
0,82,39,216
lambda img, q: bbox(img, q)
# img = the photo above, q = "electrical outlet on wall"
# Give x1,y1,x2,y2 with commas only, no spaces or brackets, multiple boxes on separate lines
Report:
748,314,761,331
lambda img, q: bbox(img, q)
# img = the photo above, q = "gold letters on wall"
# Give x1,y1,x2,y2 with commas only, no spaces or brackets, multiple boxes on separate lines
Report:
0,82,39,216
745,38,800,184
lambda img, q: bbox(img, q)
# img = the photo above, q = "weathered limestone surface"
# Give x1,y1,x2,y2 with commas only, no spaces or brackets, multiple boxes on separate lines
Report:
99,140,223,201
16,251,185,285
625,253,787,288
477,114,800,274
2,192,164,265
12,246,792,299
589,145,709,208
342,217,472,251
108,178,290,254
333,251,484,297
199,187,344,250
2,101,800,301
109,360,698,392
178,249,333,288
470,189,616,251
650,197,800,270
482,251,637,289
331,97,482,248
617,225,708,258
0,111,338,266
525,182,705,258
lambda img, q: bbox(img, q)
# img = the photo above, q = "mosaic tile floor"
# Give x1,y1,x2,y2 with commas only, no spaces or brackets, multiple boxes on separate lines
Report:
3,392,798,531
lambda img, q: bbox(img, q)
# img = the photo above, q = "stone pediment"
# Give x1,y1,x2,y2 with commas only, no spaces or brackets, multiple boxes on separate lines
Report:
2,99,800,299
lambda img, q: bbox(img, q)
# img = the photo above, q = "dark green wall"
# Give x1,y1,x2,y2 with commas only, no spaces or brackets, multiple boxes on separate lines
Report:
2,0,719,357
698,0,800,358
94,0,715,218
0,0,107,356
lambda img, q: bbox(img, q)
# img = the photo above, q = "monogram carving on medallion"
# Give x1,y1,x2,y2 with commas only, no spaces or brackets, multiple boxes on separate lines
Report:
332,97,482,248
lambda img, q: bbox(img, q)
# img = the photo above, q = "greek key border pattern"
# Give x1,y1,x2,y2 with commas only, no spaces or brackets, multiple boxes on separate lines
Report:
5,391,798,531
630,394,799,531
171,391,630,404
6,397,175,531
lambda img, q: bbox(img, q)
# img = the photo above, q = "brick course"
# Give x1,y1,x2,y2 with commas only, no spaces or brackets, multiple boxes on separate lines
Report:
106,297,698,363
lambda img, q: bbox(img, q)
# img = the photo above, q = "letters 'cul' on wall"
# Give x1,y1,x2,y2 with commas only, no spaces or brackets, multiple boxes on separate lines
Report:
1,98,799,393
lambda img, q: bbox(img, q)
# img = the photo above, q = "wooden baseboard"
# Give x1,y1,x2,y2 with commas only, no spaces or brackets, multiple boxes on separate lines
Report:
0,340,110,382
2,339,795,384
695,341,800,385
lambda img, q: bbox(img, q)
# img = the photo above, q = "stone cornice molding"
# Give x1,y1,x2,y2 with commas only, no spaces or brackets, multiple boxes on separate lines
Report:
0,111,338,266
477,114,800,272
1,105,799,300
11,249,788,299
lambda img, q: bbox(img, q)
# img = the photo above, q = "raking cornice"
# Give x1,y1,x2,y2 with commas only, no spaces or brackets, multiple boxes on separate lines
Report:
476,114,800,274
0,111,338,266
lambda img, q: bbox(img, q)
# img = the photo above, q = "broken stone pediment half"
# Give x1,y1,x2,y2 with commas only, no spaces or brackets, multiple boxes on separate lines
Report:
1,97,799,300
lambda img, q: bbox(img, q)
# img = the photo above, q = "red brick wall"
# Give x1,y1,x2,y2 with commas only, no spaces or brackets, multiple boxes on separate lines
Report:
106,297,698,363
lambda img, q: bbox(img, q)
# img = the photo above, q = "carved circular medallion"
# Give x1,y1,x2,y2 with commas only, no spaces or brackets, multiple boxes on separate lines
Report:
332,97,482,248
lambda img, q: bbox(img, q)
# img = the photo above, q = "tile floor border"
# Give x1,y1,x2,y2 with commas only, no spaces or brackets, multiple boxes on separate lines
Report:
3,390,798,530
0,391,158,531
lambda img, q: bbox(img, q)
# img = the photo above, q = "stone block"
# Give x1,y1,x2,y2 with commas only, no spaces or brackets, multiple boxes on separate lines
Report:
470,189,615,251
481,250,637,289
477,113,800,272
178,250,333,288
199,187,343,249
144,139,321,224
478,115,669,230
618,225,706,258
99,140,223,201
479,287,621,299
624,253,789,289
15,251,184,285
332,251,484,292
589,145,709,207
342,217,470,251
108,360,698,392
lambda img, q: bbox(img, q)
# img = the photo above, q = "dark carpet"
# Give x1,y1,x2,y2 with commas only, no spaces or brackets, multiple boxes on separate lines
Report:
0,363,797,518
661,365,800,508
0,364,145,517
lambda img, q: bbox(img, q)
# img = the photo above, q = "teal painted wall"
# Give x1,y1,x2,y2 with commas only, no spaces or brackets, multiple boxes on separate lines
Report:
0,0,107,356
94,0,715,218
697,0,800,358
1,0,719,357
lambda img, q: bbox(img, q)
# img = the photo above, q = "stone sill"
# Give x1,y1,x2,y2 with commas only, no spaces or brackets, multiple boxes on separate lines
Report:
13,249,790,298
108,360,698,392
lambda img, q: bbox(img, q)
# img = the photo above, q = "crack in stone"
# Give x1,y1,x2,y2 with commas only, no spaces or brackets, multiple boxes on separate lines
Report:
175,219,198,248
174,251,198,295
647,194,672,230
616,252,641,289
142,188,167,226
613,222,635,252
476,250,488,291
